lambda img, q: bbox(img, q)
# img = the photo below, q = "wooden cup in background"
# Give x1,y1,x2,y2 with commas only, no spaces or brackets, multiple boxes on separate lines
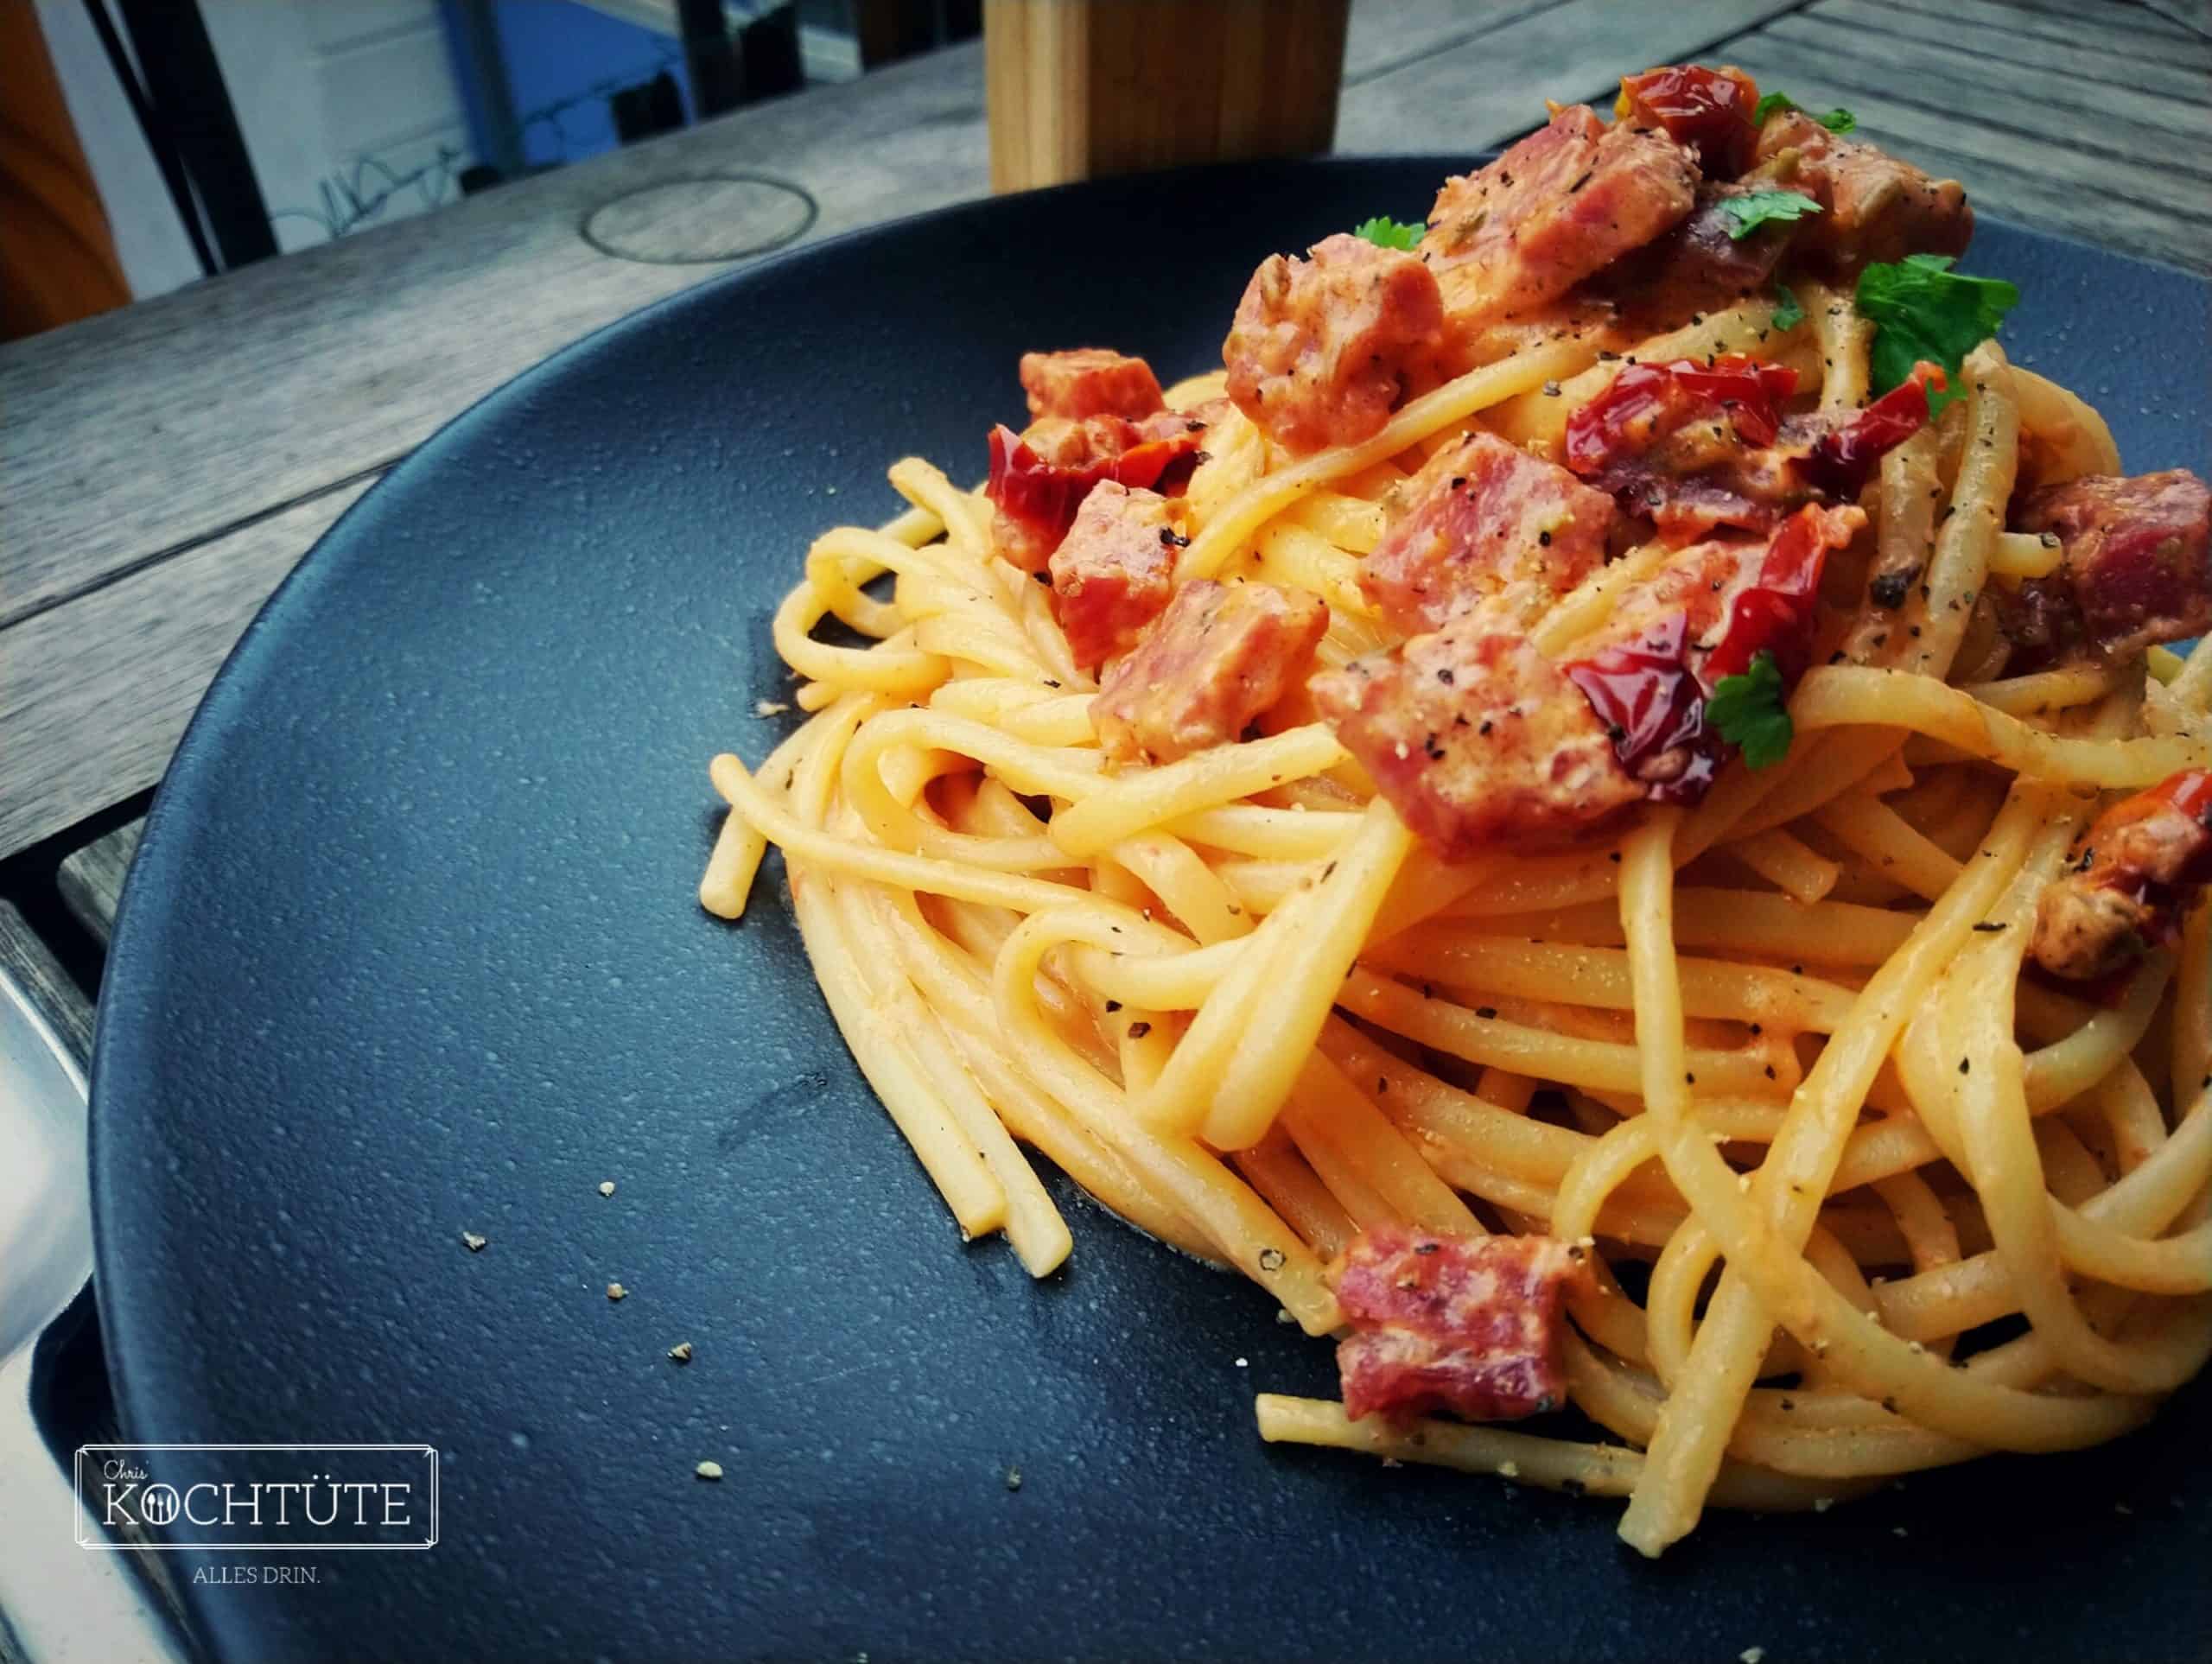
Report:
984,0,1352,194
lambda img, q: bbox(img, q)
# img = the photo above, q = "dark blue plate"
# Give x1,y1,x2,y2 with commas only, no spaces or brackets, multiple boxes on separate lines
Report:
93,159,2210,1662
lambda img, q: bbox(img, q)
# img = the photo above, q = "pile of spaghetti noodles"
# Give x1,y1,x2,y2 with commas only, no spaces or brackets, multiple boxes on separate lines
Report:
697,284,2212,1553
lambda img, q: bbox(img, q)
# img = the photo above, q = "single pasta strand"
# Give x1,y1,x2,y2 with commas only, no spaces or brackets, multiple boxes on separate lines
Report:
1478,1067,1538,1114
2011,365,2121,479
1791,667,2211,785
2094,1060,2171,1175
1723,827,1841,905
1048,726,1351,858
1283,491,1387,553
1990,530,2064,579
1359,931,1857,1032
1958,664,2120,718
1234,1133,1357,1257
1201,800,1415,1150
697,808,769,920
1253,1394,1872,1512
1111,831,1251,943
1165,803,1361,861
1529,539,1675,657
1806,281,1873,411
1873,1171,1963,1292
774,575,947,697
1810,793,1963,904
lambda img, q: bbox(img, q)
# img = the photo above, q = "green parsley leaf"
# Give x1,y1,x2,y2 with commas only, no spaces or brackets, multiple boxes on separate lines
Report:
1718,190,1824,241
1770,283,1806,332
1853,253,2021,412
1707,651,1794,770
1353,216,1423,251
1752,91,1855,132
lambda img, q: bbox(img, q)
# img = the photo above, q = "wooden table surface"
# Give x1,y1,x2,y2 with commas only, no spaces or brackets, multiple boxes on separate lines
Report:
5,0,2209,1051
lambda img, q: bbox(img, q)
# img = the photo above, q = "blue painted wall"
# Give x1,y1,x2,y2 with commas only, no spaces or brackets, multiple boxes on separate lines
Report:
442,0,696,174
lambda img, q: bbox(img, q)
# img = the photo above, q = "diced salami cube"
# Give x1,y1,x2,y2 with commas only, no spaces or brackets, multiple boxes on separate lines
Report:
1311,628,1643,858
1092,580,1328,764
1335,1226,1587,1425
1361,431,1615,636
1419,105,1698,335
1755,111,1971,274
2007,470,2212,666
1224,232,1446,456
1049,482,1181,671
1020,347,1166,422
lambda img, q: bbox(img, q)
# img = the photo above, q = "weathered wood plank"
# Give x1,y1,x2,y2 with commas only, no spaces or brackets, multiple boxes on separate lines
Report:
1344,0,1577,85
1866,0,2212,68
1741,28,2211,189
2131,0,2210,36
57,821,143,948
1986,0,2206,41
0,899,92,1067
1335,0,1808,153
0,42,991,630
0,480,373,861
1765,11,2212,143
1722,41,2212,270
1822,0,2212,90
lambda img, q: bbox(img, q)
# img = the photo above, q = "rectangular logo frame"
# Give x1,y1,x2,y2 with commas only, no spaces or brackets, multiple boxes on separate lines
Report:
74,1443,440,1552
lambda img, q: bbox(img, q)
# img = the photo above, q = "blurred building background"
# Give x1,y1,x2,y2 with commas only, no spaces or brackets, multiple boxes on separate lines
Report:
10,0,977,327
